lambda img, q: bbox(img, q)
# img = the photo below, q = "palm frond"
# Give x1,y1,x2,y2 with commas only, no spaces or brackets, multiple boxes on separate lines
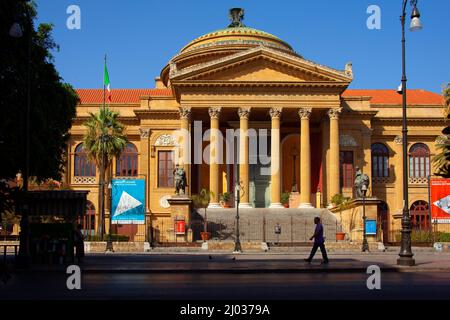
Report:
82,107,128,167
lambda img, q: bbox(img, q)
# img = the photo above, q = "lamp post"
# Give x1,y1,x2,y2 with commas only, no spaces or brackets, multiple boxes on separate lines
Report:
397,0,422,266
234,165,242,253
361,184,369,252
290,146,299,192
106,180,114,252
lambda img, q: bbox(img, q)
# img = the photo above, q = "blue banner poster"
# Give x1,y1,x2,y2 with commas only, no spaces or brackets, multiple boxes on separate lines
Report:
365,220,377,235
111,179,145,224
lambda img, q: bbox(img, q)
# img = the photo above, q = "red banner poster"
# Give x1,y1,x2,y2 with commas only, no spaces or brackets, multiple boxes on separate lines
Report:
176,220,186,234
430,179,450,223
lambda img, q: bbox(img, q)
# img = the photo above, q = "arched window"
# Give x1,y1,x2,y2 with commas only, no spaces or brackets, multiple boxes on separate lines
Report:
410,200,430,230
409,143,430,178
77,201,96,236
116,143,138,176
371,143,389,178
74,143,96,177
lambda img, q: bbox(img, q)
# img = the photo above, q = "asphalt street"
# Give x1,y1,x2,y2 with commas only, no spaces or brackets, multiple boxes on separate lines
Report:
2,271,450,300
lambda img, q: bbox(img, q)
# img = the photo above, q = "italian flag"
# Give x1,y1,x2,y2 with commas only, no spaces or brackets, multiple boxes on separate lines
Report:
104,61,111,103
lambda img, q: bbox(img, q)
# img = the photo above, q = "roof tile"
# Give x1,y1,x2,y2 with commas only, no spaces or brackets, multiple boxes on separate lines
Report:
76,88,173,104
342,89,443,105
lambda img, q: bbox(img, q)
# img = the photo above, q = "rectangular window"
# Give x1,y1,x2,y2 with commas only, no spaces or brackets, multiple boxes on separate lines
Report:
340,151,354,189
158,150,174,188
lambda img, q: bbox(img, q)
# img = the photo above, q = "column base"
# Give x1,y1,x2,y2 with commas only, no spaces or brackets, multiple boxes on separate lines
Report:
298,203,313,209
269,203,284,209
238,202,253,208
208,203,221,209
397,256,416,266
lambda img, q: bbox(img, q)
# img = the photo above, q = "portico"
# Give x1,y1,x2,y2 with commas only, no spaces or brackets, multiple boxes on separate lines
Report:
177,103,345,209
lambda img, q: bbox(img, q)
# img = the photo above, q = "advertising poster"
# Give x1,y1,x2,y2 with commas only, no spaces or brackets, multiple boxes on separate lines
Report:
111,179,145,224
430,178,450,223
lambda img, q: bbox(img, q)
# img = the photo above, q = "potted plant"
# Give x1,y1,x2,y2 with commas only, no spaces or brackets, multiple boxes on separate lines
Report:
191,188,214,241
219,192,232,208
330,194,351,241
281,191,290,208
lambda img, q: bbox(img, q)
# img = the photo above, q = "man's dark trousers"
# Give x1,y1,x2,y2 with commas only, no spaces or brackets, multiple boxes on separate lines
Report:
307,242,329,262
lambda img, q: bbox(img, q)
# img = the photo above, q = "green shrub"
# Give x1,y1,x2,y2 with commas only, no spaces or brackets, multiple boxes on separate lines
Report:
394,231,450,243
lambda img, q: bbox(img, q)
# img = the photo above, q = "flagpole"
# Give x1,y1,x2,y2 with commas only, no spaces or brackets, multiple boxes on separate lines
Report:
103,54,106,111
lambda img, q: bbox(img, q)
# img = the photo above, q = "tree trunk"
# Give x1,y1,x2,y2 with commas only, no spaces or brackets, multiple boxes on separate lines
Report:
97,152,106,240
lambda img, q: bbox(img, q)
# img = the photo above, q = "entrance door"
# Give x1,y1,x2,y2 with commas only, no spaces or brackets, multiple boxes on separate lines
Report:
377,201,389,244
249,132,271,208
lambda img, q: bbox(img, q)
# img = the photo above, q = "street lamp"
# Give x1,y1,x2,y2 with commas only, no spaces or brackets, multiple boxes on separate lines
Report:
361,184,369,252
234,166,242,253
397,0,422,266
106,181,114,252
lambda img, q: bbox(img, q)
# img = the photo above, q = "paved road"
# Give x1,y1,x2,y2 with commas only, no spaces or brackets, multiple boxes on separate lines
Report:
2,271,450,300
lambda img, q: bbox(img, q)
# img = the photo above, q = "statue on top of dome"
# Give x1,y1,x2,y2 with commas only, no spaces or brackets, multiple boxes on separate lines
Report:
228,8,245,28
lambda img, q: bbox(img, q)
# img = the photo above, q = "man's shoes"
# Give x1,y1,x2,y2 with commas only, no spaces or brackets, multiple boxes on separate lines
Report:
304,259,312,263
321,260,329,265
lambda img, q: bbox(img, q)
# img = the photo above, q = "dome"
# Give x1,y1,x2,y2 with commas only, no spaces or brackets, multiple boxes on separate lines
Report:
161,8,298,85
180,26,294,54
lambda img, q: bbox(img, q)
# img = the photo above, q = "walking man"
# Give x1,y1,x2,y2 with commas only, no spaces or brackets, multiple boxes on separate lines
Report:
304,217,329,264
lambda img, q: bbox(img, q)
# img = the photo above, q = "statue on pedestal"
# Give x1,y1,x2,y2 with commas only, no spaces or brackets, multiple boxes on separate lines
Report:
354,167,370,198
173,164,187,196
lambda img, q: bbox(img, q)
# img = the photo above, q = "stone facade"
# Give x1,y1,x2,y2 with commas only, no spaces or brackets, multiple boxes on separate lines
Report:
70,12,444,243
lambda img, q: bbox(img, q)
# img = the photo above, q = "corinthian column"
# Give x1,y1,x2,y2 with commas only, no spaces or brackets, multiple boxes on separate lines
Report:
328,107,342,199
208,107,222,208
179,106,191,195
238,107,252,208
269,107,283,208
298,107,313,208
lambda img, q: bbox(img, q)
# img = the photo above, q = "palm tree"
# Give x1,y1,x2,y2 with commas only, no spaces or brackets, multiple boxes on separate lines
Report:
191,188,214,240
433,83,450,177
83,107,128,239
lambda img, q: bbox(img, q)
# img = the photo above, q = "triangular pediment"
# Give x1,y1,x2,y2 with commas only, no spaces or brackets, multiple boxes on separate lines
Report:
170,46,353,83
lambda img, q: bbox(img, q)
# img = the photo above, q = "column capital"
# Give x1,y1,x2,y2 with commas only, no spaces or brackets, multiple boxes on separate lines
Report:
327,107,342,120
238,107,251,120
298,107,312,120
269,107,283,119
179,106,192,120
139,128,151,139
208,107,222,119
394,135,403,144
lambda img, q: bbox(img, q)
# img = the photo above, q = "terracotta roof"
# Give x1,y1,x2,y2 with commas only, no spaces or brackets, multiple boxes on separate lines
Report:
76,88,173,104
342,89,443,105
75,88,442,105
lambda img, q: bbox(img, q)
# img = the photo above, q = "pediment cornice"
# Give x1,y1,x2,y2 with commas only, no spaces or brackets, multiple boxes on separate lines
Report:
169,46,353,83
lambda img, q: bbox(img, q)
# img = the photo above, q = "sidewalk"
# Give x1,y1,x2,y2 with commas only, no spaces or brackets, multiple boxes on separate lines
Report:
13,250,450,274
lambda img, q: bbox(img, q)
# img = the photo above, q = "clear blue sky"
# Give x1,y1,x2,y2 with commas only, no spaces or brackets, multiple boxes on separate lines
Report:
35,0,449,93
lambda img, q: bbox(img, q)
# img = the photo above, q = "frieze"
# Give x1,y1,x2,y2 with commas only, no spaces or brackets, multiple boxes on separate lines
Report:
339,134,357,147
154,134,177,146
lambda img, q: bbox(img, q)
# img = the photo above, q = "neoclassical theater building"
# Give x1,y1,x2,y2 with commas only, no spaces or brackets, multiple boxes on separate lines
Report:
68,9,444,242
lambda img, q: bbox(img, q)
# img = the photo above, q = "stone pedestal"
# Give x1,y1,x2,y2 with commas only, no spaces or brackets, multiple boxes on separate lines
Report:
350,198,380,243
167,196,193,243
289,192,300,208
331,198,381,244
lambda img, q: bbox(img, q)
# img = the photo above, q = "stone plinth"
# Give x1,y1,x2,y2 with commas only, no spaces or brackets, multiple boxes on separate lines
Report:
331,198,381,243
167,195,193,243
289,192,300,208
